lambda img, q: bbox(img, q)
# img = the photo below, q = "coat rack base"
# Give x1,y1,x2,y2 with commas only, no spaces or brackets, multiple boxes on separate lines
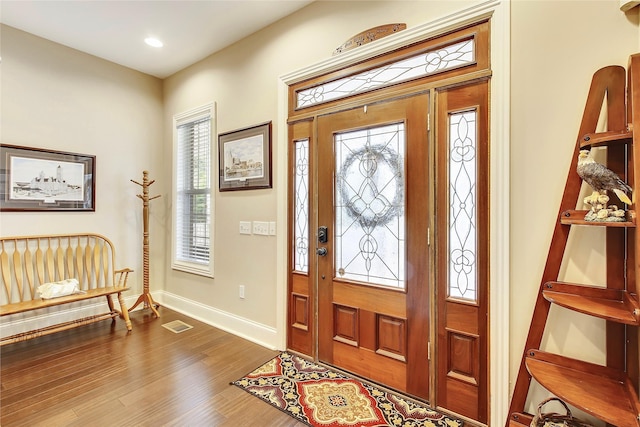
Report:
129,292,160,317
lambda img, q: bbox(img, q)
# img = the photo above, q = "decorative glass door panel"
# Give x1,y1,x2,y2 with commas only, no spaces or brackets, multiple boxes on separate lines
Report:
448,111,478,301
334,124,405,289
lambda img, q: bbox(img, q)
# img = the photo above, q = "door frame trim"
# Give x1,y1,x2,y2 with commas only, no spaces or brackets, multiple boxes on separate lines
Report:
276,1,510,424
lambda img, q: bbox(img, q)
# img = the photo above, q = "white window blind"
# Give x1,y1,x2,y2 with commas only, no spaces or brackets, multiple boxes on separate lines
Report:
172,103,214,276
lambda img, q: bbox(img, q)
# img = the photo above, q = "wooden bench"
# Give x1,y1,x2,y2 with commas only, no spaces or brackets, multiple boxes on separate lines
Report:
0,233,132,346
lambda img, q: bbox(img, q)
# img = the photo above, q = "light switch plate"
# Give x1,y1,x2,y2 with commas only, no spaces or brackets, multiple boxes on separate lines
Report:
239,221,252,235
253,221,269,235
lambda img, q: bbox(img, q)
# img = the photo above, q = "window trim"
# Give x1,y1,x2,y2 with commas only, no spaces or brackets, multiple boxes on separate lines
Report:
171,102,215,277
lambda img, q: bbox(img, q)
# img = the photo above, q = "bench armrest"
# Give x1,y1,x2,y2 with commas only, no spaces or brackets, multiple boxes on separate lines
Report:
115,268,134,287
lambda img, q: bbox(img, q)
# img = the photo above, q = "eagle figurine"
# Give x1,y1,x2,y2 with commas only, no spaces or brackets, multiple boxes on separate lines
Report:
577,149,632,205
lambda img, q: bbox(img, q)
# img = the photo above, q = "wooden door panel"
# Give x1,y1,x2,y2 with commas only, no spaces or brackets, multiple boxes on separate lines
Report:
333,304,358,345
333,342,407,390
317,94,430,400
291,293,309,331
377,314,407,361
435,80,489,423
333,282,406,317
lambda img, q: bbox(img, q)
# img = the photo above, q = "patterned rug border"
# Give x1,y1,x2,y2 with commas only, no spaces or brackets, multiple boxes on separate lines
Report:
231,351,464,427
232,378,314,427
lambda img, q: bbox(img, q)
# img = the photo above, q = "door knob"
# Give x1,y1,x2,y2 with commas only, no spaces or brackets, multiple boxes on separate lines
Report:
316,247,328,256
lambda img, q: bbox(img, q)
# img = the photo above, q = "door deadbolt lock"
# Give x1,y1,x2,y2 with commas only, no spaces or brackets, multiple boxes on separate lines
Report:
318,226,328,244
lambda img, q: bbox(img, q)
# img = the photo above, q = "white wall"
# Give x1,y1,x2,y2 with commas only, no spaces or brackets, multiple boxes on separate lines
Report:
1,0,639,424
0,25,164,304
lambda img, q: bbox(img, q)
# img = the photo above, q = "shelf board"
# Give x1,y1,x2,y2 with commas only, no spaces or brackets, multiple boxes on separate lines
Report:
508,412,532,426
543,282,639,325
525,350,640,427
560,209,636,227
580,129,633,148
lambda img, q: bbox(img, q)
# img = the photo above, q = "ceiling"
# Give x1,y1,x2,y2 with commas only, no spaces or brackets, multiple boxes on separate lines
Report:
0,0,314,79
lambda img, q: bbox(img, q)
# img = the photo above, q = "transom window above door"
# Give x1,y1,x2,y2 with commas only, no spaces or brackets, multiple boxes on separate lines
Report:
295,37,475,109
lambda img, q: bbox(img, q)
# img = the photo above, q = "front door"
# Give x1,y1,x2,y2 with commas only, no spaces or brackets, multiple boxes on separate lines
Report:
316,93,431,399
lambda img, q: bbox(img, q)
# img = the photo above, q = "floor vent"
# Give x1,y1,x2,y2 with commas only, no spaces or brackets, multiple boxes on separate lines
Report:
161,320,194,334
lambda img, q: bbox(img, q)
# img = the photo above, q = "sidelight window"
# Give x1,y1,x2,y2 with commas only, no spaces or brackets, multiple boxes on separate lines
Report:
293,139,310,273
448,110,477,301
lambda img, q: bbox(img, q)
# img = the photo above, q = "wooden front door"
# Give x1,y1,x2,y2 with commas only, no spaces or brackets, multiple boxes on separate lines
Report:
316,93,431,400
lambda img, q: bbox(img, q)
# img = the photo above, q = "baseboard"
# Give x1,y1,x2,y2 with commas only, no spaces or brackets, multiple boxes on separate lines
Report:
1,291,280,351
152,290,280,351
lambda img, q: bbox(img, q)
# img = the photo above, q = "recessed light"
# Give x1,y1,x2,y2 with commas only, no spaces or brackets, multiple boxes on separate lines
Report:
145,37,163,48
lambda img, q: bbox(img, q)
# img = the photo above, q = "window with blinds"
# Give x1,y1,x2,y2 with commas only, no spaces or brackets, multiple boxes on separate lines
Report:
172,103,215,277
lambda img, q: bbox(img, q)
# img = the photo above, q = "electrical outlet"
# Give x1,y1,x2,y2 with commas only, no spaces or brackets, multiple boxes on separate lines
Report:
239,221,252,235
269,221,276,236
253,221,269,235
239,285,245,299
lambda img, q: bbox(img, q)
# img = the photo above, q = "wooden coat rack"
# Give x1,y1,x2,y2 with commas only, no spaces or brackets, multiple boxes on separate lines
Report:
128,170,161,317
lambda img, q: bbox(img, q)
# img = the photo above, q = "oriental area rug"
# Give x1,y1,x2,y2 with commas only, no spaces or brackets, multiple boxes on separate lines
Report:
232,352,463,427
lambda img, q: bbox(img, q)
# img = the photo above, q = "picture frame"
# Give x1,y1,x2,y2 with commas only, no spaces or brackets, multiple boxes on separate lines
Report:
0,144,96,212
218,121,272,191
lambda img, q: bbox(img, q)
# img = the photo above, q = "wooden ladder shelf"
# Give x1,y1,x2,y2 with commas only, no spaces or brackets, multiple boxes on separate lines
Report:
507,53,640,427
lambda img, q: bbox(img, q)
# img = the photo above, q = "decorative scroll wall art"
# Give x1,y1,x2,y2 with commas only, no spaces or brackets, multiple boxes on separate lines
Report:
0,144,95,212
332,23,407,55
218,122,272,191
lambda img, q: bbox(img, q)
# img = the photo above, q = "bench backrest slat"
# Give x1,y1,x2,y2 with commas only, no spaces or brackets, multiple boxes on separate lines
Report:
45,241,55,282
85,243,92,288
35,242,45,286
102,246,109,287
55,245,65,281
65,242,74,280
0,234,119,305
75,245,83,288
1,242,10,301
24,248,34,299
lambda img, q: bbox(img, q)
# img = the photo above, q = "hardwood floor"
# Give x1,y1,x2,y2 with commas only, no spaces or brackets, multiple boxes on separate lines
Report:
1,307,307,427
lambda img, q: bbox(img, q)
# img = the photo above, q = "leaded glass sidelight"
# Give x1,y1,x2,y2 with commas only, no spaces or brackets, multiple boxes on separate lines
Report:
294,139,309,273
334,124,405,288
297,38,475,109
448,110,478,301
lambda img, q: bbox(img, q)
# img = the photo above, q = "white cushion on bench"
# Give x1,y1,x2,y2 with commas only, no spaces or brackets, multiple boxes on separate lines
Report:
37,279,81,299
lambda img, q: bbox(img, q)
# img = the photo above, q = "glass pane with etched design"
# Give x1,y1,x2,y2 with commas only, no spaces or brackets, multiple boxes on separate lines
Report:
297,38,474,108
448,110,477,301
334,124,405,288
294,139,309,273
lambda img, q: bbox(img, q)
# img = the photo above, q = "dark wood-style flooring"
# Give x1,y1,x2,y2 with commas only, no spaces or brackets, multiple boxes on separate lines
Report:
1,307,307,427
